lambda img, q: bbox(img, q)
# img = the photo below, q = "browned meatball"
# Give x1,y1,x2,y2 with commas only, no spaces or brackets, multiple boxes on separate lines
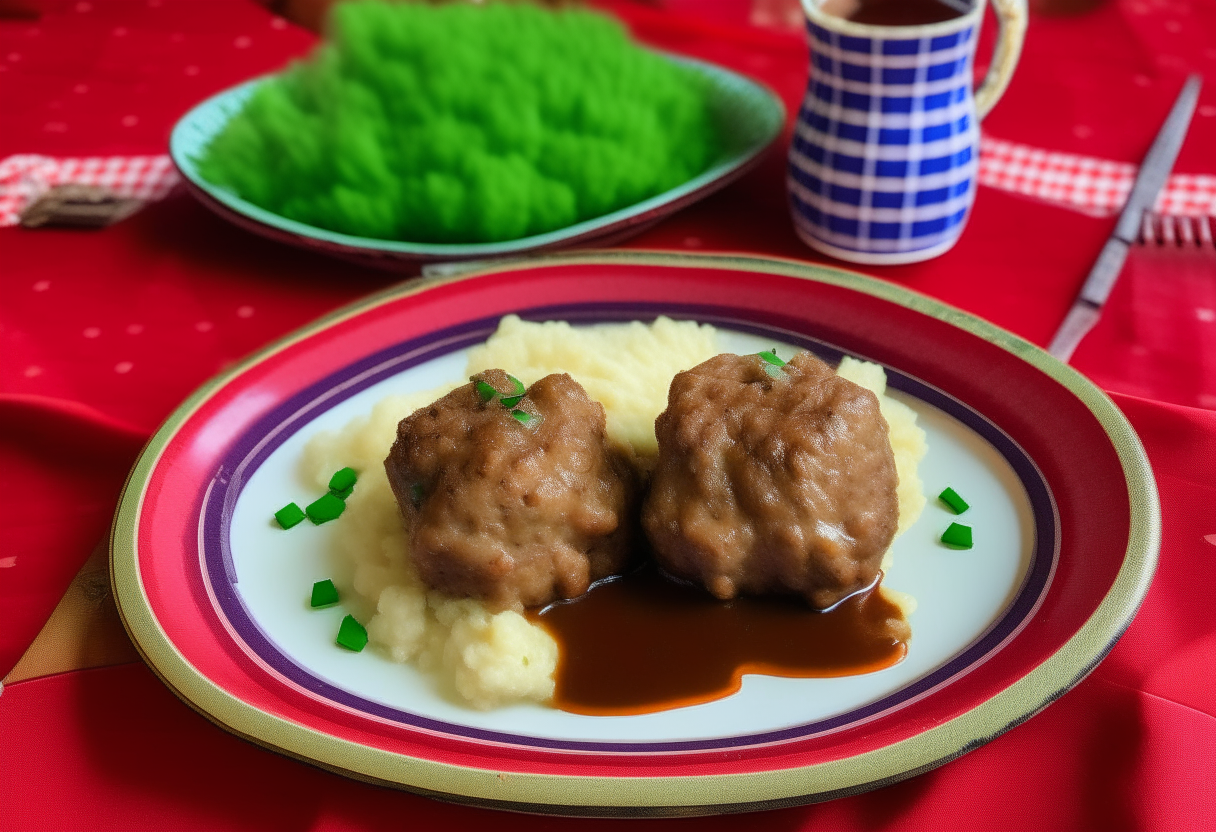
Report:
385,369,641,611
642,352,899,610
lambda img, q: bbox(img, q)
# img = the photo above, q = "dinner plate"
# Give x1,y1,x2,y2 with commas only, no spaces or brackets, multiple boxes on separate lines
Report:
111,252,1158,816
168,57,785,271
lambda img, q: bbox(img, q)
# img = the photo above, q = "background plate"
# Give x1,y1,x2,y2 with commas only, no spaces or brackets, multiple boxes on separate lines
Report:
111,252,1158,816
169,57,786,271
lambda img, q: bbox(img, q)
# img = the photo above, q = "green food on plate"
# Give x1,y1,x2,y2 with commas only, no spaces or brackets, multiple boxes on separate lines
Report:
310,579,340,608
938,486,970,514
305,492,347,524
274,501,306,529
336,614,369,652
196,1,724,244
941,522,973,549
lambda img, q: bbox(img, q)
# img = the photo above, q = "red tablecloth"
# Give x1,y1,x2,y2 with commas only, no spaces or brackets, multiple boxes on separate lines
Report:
2,1,1215,829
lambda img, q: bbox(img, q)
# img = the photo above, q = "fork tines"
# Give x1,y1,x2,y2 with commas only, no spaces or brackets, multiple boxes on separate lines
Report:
1138,212,1216,248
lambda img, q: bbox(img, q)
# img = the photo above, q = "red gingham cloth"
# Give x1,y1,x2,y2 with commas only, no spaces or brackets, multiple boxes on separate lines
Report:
0,154,181,226
3,138,1214,227
978,136,1216,219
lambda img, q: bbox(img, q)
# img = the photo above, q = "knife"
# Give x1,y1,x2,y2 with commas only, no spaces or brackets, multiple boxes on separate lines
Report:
1047,74,1203,362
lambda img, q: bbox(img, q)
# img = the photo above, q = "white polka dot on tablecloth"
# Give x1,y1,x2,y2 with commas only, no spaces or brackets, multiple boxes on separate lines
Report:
1131,345,1150,357
1199,105,1216,118
271,17,287,30
1128,2,1149,13
185,65,199,77
115,361,133,374
683,236,704,248
195,321,214,333
1200,395,1216,409
113,26,128,37
1196,308,1216,322
126,323,144,335
73,83,88,94
1134,74,1151,87
234,36,252,49
1164,20,1182,33
23,366,42,378
33,280,50,291
83,326,101,338
1073,124,1093,139
44,121,66,133
75,1,91,12
0,557,16,568
121,115,138,127
7,53,21,62
236,306,255,318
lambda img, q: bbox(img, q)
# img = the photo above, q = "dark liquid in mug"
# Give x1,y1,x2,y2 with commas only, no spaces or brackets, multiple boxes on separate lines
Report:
821,0,969,25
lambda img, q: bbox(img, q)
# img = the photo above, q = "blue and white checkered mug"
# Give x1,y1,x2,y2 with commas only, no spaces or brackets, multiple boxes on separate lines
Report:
788,0,1027,264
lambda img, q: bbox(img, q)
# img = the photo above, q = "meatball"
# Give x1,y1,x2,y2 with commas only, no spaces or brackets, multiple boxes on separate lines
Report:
385,369,641,611
642,352,899,610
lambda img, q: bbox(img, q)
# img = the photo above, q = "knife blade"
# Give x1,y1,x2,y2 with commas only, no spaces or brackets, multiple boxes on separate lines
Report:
1047,74,1203,362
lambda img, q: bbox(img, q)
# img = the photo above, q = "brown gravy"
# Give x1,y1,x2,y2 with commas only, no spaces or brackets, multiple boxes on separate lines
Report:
529,564,910,716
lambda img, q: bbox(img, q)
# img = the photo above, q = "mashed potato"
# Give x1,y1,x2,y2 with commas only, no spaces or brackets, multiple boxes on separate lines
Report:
302,317,927,709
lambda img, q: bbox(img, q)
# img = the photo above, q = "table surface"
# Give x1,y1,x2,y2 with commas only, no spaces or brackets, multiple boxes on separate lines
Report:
2,1,1215,829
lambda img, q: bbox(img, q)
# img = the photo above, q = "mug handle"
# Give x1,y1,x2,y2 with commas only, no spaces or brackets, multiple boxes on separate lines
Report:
974,0,1028,120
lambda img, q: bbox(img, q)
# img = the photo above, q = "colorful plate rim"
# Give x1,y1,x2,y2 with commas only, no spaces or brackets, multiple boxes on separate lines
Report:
110,251,1159,816
168,55,786,263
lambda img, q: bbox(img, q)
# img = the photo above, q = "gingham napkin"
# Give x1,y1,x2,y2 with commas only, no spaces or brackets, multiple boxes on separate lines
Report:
0,154,181,226
978,136,1216,219
3,141,1214,227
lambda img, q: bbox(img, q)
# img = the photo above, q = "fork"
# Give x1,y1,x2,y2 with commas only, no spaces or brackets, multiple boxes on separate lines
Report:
1108,212,1216,408
1137,212,1216,252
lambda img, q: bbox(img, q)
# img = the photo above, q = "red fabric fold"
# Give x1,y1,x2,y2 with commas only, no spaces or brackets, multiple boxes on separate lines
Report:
0,394,148,676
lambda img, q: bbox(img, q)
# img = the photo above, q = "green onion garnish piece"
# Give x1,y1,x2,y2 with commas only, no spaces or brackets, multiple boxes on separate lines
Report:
757,349,786,367
328,467,357,493
331,485,354,500
274,502,306,529
500,394,523,408
409,482,424,507
310,579,340,608
511,409,542,429
336,614,368,651
507,374,525,396
941,522,973,549
939,487,969,514
305,493,346,524
474,380,498,402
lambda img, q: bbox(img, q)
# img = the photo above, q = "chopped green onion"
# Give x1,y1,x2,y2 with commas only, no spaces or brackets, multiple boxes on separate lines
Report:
939,487,969,514
306,493,346,524
336,615,368,651
474,380,498,402
511,409,542,429
500,394,523,408
941,523,973,549
331,484,354,500
310,579,340,608
409,482,425,507
507,374,526,396
757,349,786,367
328,467,357,493
274,502,306,529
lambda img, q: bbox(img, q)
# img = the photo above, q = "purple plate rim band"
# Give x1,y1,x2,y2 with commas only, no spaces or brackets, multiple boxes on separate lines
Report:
198,302,1056,754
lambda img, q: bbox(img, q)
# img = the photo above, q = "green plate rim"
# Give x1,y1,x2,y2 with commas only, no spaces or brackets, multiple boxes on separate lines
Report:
168,55,787,258
110,250,1160,816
